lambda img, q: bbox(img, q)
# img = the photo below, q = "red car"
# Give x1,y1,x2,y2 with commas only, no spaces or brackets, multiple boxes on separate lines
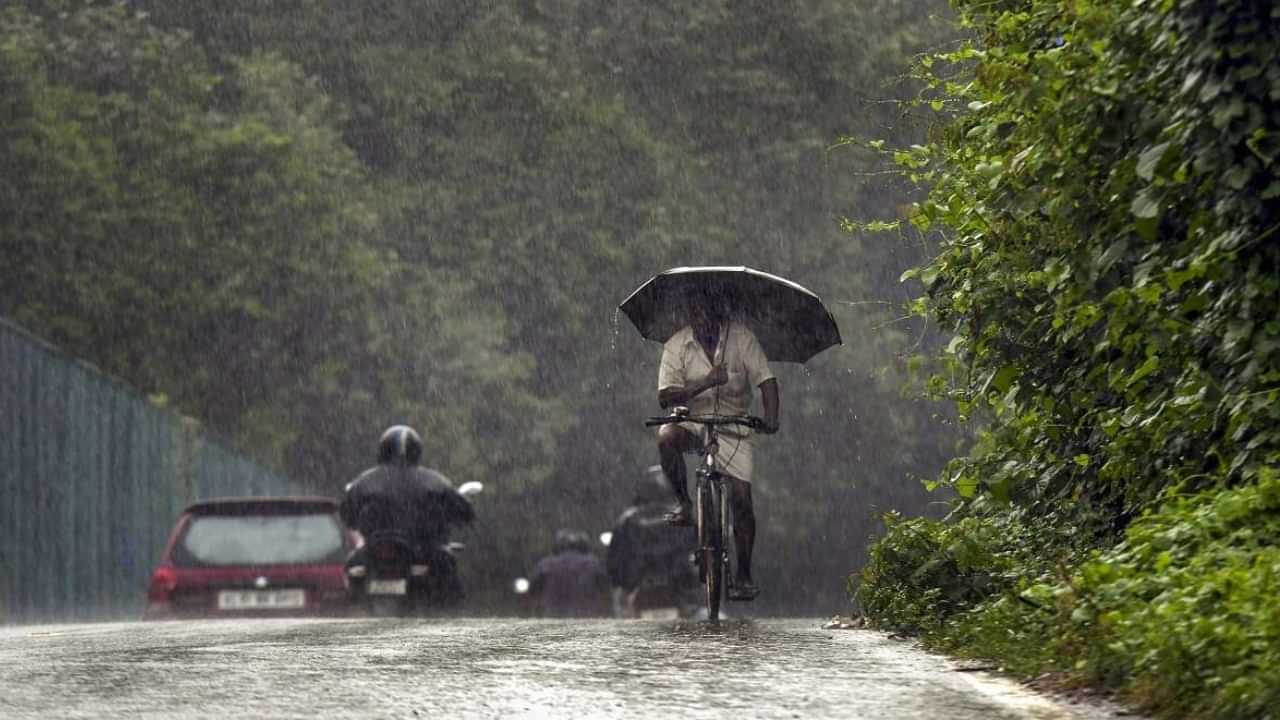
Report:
143,497,357,619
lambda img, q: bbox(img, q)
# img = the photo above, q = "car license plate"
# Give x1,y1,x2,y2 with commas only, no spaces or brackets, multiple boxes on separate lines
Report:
217,589,306,610
367,579,407,595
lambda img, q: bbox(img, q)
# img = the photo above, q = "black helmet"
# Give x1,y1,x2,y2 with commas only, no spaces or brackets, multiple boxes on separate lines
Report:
553,528,591,554
634,464,671,504
377,425,423,466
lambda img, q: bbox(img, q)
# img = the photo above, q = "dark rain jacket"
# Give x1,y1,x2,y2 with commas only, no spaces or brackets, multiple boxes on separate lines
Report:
339,465,474,548
529,550,611,618
606,503,697,593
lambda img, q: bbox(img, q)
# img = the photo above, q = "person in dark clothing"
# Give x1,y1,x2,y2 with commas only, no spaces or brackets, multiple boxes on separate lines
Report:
527,529,611,618
341,425,474,606
607,466,699,618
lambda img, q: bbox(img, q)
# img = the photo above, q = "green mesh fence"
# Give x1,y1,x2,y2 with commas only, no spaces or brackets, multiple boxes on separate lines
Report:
0,318,302,623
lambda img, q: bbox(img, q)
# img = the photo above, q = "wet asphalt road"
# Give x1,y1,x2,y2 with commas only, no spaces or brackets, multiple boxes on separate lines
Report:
0,618,1128,719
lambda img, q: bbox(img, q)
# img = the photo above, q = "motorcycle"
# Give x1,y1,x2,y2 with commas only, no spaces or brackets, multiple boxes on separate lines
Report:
600,531,705,620
626,575,703,620
346,480,483,617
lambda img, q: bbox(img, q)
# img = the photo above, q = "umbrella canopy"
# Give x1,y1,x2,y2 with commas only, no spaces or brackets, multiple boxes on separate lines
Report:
618,266,842,363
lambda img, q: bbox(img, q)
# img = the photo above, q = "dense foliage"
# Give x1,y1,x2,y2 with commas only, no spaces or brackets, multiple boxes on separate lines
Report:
1,0,953,611
854,0,1279,715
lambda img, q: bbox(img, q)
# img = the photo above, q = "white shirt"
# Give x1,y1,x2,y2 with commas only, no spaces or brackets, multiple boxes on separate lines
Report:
658,321,775,415
656,321,774,482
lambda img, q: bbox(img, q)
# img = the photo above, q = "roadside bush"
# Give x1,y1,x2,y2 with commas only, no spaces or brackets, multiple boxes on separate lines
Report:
859,476,1280,715
941,587,1058,676
854,509,1049,635
1056,470,1280,717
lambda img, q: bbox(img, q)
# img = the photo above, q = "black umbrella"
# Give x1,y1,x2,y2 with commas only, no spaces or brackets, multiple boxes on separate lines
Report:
618,266,842,363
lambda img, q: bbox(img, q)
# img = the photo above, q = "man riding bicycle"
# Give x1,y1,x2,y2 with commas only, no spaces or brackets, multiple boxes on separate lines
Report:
655,287,779,601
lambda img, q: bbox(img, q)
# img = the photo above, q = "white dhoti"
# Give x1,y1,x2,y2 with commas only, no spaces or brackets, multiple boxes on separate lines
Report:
675,423,754,483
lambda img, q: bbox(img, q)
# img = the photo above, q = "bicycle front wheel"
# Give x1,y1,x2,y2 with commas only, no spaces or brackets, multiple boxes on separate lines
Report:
697,480,723,623
702,547,722,622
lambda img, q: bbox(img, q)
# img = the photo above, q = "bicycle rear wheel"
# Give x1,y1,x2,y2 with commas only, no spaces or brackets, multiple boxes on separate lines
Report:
697,479,723,623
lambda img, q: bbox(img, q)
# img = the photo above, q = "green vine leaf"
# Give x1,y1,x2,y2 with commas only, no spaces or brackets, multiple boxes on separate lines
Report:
1136,142,1171,181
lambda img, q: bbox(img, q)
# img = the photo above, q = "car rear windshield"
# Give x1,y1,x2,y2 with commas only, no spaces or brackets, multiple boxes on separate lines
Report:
175,513,346,567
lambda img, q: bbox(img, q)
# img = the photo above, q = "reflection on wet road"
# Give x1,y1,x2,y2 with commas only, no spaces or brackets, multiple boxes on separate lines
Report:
0,618,1123,719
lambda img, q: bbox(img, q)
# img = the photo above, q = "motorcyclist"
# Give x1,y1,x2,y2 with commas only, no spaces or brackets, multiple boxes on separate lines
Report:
527,529,611,618
607,466,699,618
340,425,474,606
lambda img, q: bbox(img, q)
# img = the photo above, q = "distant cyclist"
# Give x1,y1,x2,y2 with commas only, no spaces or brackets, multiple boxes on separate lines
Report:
655,287,779,600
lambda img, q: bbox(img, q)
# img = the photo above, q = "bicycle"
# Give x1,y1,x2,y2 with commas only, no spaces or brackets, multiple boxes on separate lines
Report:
645,407,761,623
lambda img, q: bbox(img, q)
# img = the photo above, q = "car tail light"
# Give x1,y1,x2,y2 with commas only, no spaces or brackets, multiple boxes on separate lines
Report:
147,565,178,602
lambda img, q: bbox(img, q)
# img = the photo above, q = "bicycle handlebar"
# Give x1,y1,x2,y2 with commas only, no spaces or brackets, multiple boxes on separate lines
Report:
644,413,762,429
